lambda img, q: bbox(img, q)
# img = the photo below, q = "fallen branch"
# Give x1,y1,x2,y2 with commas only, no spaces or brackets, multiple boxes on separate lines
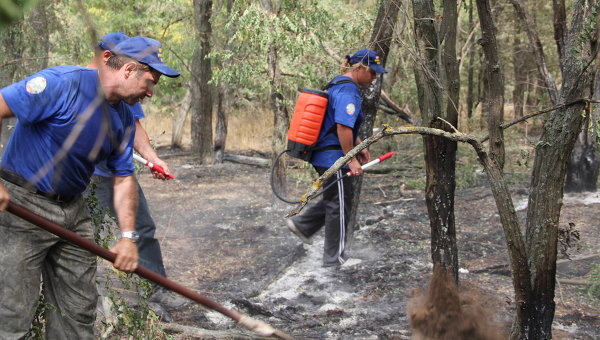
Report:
161,322,263,339
373,198,415,205
286,124,481,217
224,154,270,167
557,278,590,286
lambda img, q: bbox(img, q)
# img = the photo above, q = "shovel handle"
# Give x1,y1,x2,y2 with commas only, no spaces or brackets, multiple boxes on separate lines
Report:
5,201,239,319
6,201,296,339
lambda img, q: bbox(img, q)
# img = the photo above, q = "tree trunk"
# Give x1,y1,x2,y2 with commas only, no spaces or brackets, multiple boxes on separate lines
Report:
476,0,505,171
522,1,594,337
564,4,599,192
466,0,476,119
512,26,527,119
191,0,214,163
267,45,289,200
412,0,460,281
564,112,599,192
213,85,228,164
172,88,191,148
348,0,399,243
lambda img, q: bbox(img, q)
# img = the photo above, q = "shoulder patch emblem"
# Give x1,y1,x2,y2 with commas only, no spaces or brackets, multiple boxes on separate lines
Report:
26,76,47,94
346,103,356,115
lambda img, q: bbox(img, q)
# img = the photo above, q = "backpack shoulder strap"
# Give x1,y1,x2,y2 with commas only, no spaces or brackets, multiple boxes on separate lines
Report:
321,78,357,91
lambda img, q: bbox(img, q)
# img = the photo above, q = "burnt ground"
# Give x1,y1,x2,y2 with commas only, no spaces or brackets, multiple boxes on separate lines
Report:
128,147,599,340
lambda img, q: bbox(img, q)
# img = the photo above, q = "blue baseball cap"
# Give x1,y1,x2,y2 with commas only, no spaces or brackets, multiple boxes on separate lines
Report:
348,49,388,74
112,36,180,78
98,32,130,51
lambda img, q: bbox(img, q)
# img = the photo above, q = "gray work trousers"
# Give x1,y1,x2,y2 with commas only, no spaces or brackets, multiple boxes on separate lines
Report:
290,167,353,266
85,175,167,277
0,180,98,340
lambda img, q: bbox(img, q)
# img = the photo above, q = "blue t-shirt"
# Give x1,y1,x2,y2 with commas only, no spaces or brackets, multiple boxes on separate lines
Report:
0,65,136,195
93,102,145,178
310,75,363,168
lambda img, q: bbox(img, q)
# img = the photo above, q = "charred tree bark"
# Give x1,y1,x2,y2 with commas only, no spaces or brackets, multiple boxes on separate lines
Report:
191,0,214,163
348,0,399,243
412,0,460,281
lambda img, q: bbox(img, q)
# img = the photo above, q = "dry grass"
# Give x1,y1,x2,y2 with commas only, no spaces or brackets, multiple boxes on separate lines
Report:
140,104,274,152
140,101,539,190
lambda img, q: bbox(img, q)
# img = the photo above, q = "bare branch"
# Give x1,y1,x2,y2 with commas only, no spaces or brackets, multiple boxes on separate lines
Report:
479,98,600,143
379,90,421,125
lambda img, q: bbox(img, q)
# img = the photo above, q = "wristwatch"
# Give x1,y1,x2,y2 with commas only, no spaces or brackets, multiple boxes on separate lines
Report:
121,231,140,243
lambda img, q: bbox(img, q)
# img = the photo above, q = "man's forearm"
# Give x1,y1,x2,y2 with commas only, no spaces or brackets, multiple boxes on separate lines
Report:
112,175,137,232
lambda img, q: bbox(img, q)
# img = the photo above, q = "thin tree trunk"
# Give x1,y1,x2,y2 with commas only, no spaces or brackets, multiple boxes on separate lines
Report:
191,0,214,163
552,0,567,63
214,85,228,164
467,0,476,119
412,0,460,280
267,45,289,200
476,0,505,170
512,27,527,119
172,88,191,148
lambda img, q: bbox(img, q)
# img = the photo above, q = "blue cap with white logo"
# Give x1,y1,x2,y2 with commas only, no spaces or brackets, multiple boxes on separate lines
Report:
98,32,130,51
347,49,388,74
112,36,180,78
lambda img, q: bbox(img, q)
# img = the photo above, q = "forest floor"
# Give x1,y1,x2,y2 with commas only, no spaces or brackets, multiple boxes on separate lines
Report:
119,145,598,340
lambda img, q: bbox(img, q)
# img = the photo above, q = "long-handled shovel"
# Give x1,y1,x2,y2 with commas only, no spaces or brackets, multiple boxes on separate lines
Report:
6,201,295,340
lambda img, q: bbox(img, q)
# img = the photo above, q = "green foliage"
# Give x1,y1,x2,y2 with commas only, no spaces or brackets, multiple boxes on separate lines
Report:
0,0,37,30
588,263,600,300
87,183,169,339
26,292,55,340
210,0,376,111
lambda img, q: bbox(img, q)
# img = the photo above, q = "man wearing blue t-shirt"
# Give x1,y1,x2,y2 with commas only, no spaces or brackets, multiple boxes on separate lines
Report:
0,36,179,339
85,33,185,320
286,49,387,267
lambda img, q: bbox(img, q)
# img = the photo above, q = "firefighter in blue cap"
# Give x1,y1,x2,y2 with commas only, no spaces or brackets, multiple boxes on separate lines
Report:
286,48,388,267
0,35,179,338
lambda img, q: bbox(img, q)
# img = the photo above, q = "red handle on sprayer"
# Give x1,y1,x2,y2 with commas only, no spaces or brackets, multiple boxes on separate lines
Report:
133,154,174,179
347,151,396,176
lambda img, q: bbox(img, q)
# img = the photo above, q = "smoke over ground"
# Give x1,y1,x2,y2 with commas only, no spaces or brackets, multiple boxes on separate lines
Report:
408,266,507,340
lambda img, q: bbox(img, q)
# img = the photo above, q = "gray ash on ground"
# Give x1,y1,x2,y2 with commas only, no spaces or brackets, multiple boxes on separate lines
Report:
138,148,599,339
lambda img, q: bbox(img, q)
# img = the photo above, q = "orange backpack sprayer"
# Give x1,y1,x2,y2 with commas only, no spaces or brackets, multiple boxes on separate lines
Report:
272,79,396,204
285,79,354,161
286,88,329,161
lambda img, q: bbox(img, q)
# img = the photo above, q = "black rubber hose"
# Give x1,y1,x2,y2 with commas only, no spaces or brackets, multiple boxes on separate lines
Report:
270,150,348,204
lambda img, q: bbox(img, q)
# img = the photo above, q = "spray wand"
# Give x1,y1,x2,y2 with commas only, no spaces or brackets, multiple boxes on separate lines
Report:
346,151,395,176
133,154,174,179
